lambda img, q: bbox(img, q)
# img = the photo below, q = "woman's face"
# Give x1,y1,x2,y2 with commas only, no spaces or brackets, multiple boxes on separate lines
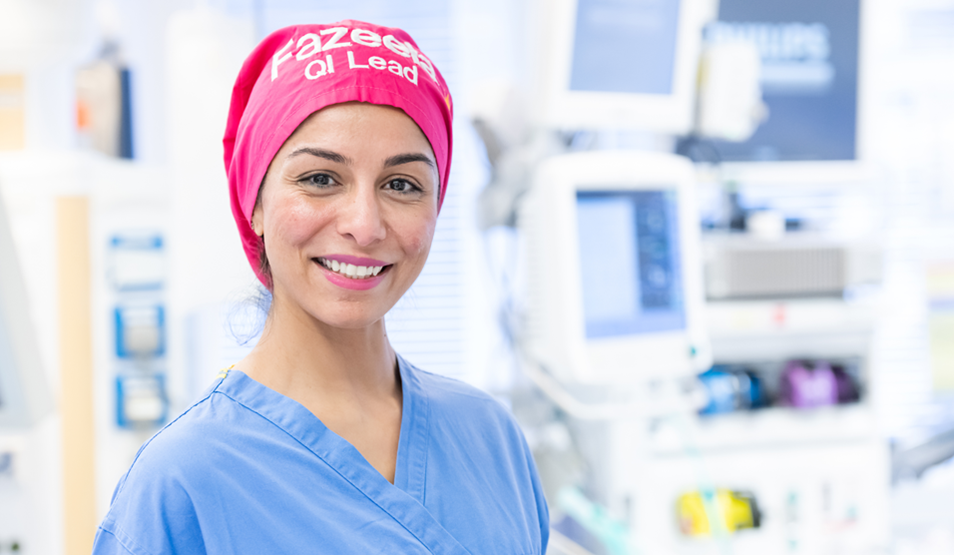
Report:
252,102,440,330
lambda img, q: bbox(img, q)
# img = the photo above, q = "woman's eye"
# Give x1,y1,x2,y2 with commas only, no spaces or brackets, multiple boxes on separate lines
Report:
386,178,420,194
304,173,335,188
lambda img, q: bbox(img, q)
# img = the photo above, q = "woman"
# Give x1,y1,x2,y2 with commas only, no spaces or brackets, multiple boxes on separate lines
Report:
92,20,548,555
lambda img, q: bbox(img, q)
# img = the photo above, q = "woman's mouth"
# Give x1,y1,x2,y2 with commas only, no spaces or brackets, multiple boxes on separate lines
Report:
315,257,388,280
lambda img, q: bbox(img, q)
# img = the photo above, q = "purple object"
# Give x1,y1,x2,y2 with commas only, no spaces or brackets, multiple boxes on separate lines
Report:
832,365,860,403
779,360,838,408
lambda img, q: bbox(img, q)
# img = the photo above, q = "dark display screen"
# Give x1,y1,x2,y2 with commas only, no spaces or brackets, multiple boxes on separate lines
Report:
708,0,860,161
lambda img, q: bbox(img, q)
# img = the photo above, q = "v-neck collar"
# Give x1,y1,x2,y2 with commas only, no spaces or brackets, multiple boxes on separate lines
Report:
210,356,468,554
214,355,427,499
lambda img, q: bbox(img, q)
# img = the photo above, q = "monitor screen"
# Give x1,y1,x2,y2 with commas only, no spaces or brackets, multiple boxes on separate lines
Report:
576,190,685,338
707,0,860,161
569,0,682,95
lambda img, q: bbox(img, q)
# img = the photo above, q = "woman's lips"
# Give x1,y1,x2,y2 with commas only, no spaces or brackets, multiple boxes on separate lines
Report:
313,256,391,291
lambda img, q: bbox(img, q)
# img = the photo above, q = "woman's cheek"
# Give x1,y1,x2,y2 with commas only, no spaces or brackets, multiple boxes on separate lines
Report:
406,220,437,256
274,199,326,244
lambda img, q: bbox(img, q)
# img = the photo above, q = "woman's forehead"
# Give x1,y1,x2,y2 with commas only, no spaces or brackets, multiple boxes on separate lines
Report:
279,102,436,161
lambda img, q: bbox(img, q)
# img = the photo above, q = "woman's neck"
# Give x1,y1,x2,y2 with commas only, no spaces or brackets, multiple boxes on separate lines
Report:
238,293,404,483
238,296,400,405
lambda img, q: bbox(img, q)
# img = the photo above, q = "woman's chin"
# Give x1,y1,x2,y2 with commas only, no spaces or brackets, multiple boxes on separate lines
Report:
304,306,389,332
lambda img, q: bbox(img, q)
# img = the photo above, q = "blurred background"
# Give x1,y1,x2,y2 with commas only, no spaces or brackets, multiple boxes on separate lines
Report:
0,0,953,553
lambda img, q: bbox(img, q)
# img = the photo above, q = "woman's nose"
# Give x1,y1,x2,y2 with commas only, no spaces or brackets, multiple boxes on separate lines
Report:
337,184,386,246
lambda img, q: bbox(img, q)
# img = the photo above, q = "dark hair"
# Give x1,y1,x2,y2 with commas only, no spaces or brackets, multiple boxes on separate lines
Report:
257,236,272,290
254,178,273,289
228,171,273,345
227,179,273,345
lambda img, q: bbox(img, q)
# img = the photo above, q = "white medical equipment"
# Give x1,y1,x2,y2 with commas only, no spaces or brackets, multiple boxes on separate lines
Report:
0,188,52,428
694,41,766,142
517,150,710,386
107,231,169,430
703,234,883,301
532,0,713,134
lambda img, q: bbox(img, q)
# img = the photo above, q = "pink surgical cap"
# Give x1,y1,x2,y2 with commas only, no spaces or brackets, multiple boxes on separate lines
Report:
223,21,454,287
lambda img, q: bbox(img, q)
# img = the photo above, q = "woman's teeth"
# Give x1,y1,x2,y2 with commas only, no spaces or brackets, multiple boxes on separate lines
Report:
317,257,384,279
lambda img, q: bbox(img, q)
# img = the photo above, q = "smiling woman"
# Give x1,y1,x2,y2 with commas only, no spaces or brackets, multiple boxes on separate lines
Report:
252,103,439,330
91,21,549,555
244,102,440,482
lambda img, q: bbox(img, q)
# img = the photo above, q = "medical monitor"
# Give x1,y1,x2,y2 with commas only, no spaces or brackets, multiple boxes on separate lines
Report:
707,0,868,183
518,151,709,384
535,0,712,134
0,191,52,428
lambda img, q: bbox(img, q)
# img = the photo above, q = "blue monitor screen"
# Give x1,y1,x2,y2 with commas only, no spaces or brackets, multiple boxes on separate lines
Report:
577,190,685,339
707,0,860,161
569,0,681,95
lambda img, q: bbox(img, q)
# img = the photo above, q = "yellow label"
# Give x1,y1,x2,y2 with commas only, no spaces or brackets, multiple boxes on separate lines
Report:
216,364,236,380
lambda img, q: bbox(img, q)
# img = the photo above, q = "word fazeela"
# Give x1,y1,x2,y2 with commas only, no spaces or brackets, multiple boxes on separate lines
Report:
271,26,437,87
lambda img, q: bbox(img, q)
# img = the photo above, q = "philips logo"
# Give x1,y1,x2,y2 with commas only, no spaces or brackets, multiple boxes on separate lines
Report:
706,22,835,95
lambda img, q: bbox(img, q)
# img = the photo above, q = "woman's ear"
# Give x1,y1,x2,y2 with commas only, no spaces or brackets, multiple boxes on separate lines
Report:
251,203,264,237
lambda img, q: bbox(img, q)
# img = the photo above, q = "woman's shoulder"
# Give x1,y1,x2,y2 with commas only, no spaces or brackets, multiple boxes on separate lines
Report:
96,378,246,555
399,358,550,552
403,359,509,414
111,371,282,500
114,380,236,486
400,357,528,441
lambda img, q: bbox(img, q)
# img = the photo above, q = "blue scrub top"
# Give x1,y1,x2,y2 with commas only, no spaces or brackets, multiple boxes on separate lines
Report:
93,356,549,554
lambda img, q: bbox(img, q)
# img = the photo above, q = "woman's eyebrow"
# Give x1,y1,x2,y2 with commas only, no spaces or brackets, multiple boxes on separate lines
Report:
384,153,435,169
288,147,352,165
